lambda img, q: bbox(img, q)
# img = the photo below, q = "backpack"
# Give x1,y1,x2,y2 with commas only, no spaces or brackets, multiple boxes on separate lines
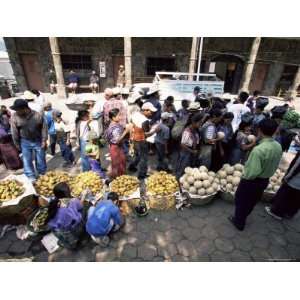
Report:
171,119,187,140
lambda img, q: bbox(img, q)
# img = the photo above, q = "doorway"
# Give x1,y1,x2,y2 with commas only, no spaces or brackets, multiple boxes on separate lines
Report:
249,63,269,93
212,54,244,94
20,54,45,91
112,56,125,85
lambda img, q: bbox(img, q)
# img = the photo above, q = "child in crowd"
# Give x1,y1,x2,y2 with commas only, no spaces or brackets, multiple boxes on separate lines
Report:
175,113,202,179
218,112,234,164
105,108,131,179
155,112,171,171
176,100,190,120
53,110,75,167
163,96,176,114
230,121,256,165
85,131,106,178
47,182,86,249
86,192,124,247
199,109,223,170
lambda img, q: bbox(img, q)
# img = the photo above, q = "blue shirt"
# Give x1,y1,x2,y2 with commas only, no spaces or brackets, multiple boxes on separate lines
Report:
68,74,79,84
44,110,56,135
155,123,170,145
147,97,161,124
86,200,122,237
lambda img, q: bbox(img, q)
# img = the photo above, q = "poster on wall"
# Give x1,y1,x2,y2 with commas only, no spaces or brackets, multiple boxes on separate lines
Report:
99,61,106,78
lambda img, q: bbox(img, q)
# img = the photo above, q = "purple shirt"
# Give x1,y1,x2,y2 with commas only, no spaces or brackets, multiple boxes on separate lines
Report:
48,199,83,231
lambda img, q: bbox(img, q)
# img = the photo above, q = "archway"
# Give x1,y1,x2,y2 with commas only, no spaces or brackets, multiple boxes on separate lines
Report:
210,54,244,94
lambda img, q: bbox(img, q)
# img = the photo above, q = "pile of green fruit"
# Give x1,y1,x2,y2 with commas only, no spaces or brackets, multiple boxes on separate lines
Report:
0,180,25,202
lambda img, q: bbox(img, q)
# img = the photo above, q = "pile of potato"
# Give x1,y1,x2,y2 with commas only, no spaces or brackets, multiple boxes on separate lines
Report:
110,175,139,197
217,163,244,193
35,171,72,197
147,171,178,196
265,168,285,194
180,166,219,197
0,180,25,202
70,171,103,197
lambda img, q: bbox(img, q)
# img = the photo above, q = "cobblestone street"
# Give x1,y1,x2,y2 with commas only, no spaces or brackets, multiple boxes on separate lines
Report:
1,198,300,262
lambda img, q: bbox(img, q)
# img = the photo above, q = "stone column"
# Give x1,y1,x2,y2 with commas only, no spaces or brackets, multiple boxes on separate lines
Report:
188,37,198,80
240,37,261,93
49,37,67,98
287,66,300,99
124,37,132,86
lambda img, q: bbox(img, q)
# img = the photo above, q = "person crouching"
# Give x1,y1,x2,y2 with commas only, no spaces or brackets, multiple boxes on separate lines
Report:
86,192,124,247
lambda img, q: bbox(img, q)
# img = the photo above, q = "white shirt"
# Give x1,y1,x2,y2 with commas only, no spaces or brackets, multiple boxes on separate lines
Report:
131,111,148,128
37,93,46,107
91,98,105,118
228,103,250,132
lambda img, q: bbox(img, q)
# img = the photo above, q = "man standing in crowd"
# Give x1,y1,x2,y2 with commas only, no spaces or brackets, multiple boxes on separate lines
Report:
89,70,99,93
146,86,161,124
10,99,48,182
246,90,260,113
117,65,126,87
228,119,282,231
128,102,158,180
49,69,57,94
187,86,201,102
265,149,300,220
228,91,250,132
103,87,127,129
44,102,57,156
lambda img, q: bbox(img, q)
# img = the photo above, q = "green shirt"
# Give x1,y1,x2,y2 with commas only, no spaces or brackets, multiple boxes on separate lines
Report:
243,138,282,180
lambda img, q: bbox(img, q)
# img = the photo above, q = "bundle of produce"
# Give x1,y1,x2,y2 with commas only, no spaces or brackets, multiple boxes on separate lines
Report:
0,180,25,202
281,110,300,129
35,171,72,198
110,175,139,198
180,166,219,205
217,164,244,202
262,168,285,202
70,171,104,197
146,171,179,210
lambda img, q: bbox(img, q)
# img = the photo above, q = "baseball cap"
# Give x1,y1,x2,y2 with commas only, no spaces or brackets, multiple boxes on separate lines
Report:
142,102,157,112
10,99,29,111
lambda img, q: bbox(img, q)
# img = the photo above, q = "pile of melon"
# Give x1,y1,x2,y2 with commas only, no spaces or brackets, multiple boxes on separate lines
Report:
180,166,220,197
265,168,285,194
217,163,244,194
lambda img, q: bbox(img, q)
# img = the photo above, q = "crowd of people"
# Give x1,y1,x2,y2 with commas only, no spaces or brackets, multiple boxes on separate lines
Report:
0,83,300,249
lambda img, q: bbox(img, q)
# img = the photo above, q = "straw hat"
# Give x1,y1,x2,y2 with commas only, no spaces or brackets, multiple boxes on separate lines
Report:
23,90,36,100
127,93,143,104
146,86,160,96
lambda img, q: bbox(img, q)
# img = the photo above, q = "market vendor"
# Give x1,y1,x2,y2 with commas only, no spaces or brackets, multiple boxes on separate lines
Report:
10,99,48,182
128,102,159,180
86,192,124,247
228,119,282,231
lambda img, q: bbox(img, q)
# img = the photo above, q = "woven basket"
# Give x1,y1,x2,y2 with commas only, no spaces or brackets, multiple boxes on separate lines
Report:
0,195,38,225
147,193,176,210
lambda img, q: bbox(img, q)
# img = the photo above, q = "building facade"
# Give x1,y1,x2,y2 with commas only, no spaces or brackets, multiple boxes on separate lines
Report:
3,37,300,97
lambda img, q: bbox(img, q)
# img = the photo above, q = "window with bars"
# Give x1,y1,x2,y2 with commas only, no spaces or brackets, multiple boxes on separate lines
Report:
146,57,176,76
61,55,92,70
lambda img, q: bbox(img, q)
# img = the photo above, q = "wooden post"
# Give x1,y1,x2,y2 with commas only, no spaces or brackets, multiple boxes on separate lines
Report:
189,37,198,80
240,37,261,93
287,66,300,99
124,37,132,86
49,37,67,98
